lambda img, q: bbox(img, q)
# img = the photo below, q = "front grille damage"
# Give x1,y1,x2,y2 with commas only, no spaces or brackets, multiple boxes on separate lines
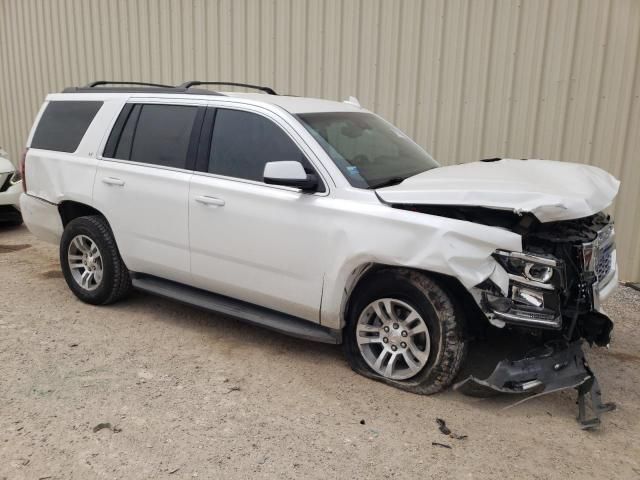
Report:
395,204,618,428
478,212,616,428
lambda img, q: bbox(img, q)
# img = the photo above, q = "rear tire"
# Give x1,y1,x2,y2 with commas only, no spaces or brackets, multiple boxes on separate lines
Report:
343,269,467,395
60,215,132,305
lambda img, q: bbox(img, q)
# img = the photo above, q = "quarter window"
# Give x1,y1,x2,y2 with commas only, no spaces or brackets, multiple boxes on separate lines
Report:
208,109,313,183
31,101,103,153
107,104,198,169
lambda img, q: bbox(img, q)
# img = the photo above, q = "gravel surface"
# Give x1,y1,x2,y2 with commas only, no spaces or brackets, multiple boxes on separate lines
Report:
1,224,639,479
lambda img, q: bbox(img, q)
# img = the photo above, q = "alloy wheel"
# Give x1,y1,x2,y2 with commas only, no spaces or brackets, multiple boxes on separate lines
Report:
67,234,103,291
356,298,431,380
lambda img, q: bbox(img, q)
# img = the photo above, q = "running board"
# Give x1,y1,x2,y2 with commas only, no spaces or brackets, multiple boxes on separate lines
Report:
131,274,341,344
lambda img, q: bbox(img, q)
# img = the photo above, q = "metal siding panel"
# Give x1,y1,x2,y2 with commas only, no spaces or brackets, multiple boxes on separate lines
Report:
322,0,342,101
375,0,400,121
290,0,307,94
274,0,291,93
459,0,496,163
394,0,423,138
508,0,550,157
1,0,639,280
414,0,446,156
339,0,361,101
260,0,276,87
534,0,580,158
306,0,324,97
357,0,381,111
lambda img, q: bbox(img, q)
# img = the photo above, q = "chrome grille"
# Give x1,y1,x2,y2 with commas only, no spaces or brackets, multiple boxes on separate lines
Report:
595,244,614,282
580,224,616,288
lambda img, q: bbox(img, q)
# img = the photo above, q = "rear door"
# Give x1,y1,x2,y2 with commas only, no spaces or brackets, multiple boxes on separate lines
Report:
93,100,204,284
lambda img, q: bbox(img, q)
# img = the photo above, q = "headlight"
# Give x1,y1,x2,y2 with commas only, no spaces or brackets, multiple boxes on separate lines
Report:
9,170,22,184
493,250,565,288
524,263,554,283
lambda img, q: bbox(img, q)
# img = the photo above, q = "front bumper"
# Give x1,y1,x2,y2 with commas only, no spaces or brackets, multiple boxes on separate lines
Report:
0,180,22,222
454,340,616,429
0,179,22,208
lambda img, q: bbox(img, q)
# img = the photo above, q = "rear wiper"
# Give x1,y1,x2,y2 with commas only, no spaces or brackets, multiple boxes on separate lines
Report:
370,177,406,189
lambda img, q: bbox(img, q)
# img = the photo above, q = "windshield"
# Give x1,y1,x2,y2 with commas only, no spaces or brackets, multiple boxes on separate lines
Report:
297,112,439,188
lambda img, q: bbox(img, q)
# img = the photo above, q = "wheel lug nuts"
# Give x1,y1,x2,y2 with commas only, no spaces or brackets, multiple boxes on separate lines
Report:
391,345,397,351
393,323,399,329
384,326,390,332
401,331,408,337
401,342,407,348
382,337,389,343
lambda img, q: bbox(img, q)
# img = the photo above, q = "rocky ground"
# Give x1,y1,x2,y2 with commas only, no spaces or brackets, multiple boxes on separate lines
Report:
1,224,639,479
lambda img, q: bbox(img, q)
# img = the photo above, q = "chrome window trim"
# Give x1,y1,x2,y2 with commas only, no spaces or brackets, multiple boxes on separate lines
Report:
190,169,330,197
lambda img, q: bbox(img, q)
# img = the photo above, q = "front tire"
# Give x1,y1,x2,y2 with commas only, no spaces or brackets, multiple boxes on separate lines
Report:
60,215,132,305
343,269,467,395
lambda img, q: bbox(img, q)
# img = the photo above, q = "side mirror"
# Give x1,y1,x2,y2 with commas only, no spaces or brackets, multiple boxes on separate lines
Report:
263,161,318,191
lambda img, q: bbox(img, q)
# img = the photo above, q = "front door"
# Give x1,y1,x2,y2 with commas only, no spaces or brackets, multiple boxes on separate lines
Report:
188,107,331,322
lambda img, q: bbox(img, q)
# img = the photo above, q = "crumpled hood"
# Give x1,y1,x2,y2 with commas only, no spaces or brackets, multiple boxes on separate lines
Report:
376,159,620,222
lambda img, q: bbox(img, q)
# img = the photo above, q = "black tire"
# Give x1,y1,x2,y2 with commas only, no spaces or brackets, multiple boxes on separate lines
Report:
60,215,132,305
343,268,467,395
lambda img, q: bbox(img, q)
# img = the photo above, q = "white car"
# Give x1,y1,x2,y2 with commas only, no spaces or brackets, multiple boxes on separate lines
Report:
20,81,619,427
0,146,23,226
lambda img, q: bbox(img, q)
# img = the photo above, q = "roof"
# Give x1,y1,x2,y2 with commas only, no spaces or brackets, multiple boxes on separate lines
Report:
58,81,365,115
220,92,364,114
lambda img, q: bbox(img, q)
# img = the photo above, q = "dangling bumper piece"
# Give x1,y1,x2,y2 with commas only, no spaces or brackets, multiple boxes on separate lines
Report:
453,340,615,429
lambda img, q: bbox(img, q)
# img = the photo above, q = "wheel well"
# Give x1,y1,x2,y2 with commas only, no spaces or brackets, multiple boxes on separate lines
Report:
342,264,486,338
58,201,104,227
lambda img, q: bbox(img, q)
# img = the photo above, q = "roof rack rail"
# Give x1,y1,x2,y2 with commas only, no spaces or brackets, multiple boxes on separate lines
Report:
62,81,224,96
178,81,277,95
84,81,175,88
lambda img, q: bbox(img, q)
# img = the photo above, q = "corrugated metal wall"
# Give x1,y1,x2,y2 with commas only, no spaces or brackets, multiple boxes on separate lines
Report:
1,0,639,280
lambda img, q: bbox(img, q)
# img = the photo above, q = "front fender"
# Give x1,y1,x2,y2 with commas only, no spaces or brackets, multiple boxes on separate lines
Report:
319,204,522,329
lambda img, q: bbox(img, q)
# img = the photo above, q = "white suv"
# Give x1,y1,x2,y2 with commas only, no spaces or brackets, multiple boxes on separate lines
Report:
20,81,620,426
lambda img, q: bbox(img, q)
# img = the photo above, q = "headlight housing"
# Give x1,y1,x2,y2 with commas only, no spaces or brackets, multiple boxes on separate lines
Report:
480,250,566,329
9,170,22,184
493,250,565,290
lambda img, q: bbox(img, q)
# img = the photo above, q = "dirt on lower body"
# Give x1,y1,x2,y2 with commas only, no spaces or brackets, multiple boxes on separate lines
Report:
1,225,639,479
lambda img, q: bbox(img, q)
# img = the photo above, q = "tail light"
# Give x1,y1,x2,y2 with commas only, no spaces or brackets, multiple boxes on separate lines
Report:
19,148,28,192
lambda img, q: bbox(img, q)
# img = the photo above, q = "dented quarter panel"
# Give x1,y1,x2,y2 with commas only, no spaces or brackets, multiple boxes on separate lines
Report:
24,97,126,207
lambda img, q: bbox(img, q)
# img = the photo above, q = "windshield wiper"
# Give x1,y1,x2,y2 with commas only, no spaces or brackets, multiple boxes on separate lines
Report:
370,177,406,189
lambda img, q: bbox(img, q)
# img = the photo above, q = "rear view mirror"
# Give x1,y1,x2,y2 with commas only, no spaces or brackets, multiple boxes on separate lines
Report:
263,161,318,191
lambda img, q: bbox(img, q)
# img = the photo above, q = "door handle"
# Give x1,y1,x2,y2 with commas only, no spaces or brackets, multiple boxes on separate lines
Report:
195,195,225,207
102,177,125,187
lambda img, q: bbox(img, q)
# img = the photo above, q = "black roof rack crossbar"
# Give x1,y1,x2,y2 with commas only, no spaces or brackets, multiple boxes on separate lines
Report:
84,81,175,88
178,81,277,95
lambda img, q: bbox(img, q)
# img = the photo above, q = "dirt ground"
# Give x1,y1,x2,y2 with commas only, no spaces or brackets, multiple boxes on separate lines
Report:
1,224,639,479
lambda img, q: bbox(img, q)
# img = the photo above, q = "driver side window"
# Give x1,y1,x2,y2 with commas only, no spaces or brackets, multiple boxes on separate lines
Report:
208,109,321,189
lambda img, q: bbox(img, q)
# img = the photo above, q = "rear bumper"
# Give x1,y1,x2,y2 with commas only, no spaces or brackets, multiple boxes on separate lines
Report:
19,193,63,244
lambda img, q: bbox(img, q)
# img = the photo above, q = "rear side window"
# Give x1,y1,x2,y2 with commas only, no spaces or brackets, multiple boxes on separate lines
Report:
31,101,103,152
106,104,199,169
208,109,311,182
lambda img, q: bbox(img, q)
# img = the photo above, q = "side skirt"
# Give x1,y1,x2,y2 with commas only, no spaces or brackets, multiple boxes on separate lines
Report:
131,273,341,344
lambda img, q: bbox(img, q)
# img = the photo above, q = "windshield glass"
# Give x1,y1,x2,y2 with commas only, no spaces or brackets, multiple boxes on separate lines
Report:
297,112,439,188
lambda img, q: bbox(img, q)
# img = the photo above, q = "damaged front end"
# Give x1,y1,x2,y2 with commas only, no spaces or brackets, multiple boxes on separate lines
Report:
460,212,618,429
